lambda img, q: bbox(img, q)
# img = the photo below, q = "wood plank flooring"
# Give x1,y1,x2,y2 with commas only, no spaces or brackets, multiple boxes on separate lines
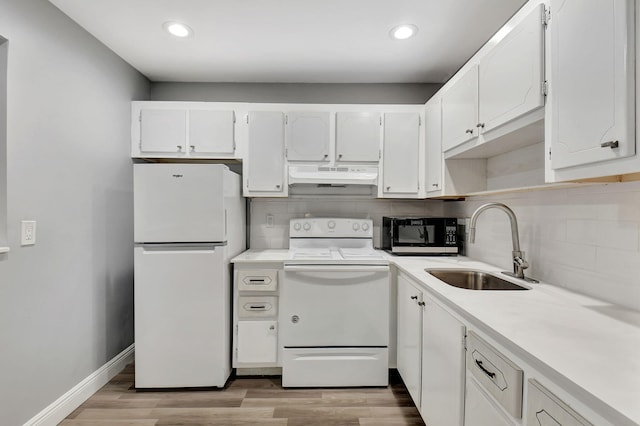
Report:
61,364,425,425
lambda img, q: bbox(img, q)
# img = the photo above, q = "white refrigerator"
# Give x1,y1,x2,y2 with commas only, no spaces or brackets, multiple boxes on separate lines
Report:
133,163,245,388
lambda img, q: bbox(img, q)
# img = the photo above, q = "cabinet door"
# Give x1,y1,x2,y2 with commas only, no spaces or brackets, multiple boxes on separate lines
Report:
465,377,514,426
336,112,381,162
479,4,545,133
421,296,466,426
382,113,420,195
247,111,285,193
396,275,423,408
425,99,443,194
140,109,187,154
189,110,235,156
237,321,278,364
441,66,479,151
286,111,330,161
548,0,635,170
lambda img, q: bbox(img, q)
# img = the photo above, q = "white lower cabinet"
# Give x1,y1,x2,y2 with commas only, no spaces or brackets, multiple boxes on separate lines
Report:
237,321,278,364
233,265,281,368
396,273,466,424
465,376,515,426
421,295,466,426
396,274,423,407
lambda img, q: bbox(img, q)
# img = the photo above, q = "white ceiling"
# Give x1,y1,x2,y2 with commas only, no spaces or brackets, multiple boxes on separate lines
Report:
48,0,527,84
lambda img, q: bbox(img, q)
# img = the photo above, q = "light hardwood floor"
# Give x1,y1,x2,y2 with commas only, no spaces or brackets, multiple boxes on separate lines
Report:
61,364,425,425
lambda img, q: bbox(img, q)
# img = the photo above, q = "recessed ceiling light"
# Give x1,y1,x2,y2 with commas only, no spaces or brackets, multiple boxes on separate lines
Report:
163,21,193,38
390,24,418,40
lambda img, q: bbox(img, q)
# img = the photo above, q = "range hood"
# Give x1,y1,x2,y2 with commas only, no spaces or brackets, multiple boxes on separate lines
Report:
288,165,379,186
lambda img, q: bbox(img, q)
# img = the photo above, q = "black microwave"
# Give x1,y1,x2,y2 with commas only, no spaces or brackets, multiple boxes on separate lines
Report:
382,217,458,255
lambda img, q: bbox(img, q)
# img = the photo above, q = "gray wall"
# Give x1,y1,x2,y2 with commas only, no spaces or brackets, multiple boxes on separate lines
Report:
0,37,7,245
0,1,150,424
151,82,441,104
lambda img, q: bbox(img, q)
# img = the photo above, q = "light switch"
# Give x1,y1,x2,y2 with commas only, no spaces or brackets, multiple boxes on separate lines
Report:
21,220,37,246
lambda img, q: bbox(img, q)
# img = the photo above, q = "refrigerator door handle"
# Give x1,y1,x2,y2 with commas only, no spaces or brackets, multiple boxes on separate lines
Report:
224,209,228,237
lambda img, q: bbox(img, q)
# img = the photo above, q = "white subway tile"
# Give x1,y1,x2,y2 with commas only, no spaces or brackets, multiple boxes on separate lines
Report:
596,221,639,251
566,220,599,245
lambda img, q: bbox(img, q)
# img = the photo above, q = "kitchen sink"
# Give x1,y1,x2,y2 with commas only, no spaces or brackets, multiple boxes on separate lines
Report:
426,269,530,291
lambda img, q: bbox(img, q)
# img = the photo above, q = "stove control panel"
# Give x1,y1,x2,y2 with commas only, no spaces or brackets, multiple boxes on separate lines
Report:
290,218,374,238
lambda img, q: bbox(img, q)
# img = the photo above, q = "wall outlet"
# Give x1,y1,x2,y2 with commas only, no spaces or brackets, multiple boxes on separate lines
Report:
266,214,274,228
21,220,36,246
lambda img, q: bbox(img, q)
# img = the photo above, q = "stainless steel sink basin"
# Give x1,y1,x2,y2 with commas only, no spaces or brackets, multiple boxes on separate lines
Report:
426,269,530,291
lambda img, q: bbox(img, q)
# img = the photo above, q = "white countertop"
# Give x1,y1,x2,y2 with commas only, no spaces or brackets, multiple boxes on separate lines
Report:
231,249,640,426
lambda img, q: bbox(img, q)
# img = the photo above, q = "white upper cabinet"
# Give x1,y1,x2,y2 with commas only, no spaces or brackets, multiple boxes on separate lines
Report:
441,66,479,152
425,98,443,195
133,102,237,159
382,112,420,196
478,4,545,134
285,111,331,162
335,112,381,162
547,0,636,172
139,109,188,155
188,110,235,156
245,111,287,197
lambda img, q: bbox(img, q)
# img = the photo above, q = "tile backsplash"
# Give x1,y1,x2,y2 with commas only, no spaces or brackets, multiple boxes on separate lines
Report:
249,198,445,249
248,181,640,312
446,181,640,312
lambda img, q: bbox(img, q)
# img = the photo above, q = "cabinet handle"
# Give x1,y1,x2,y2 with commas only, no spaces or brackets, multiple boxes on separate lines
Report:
338,154,343,159
410,295,418,300
323,154,328,159
601,140,619,149
190,145,195,152
465,129,474,134
417,301,426,306
269,325,275,330
386,186,391,191
176,145,182,151
276,184,281,189
432,183,439,187
475,359,496,379
476,123,485,129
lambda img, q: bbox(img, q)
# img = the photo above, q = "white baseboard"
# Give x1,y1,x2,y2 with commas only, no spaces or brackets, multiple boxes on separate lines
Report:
24,344,135,426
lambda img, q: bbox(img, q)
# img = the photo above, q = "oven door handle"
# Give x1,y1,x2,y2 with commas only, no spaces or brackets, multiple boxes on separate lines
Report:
284,264,389,273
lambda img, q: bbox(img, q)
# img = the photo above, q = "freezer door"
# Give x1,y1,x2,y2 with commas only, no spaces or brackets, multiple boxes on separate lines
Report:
134,163,226,243
134,244,230,388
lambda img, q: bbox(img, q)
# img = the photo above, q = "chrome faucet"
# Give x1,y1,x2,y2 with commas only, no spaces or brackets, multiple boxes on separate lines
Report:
469,202,538,283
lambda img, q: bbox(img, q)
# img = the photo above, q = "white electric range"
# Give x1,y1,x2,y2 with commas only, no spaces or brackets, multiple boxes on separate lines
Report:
281,218,390,387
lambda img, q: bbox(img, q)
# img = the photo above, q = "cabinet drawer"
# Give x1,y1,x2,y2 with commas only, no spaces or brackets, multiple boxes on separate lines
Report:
527,379,592,426
237,320,278,364
467,331,523,418
237,269,278,291
238,296,278,318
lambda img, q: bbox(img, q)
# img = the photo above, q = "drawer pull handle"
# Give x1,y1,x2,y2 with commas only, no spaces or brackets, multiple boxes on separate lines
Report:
475,359,496,379
410,295,418,300
601,140,619,149
249,279,266,283
249,305,266,310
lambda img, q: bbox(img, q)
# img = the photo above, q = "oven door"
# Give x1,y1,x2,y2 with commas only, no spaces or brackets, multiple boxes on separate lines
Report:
281,264,390,347
281,264,390,387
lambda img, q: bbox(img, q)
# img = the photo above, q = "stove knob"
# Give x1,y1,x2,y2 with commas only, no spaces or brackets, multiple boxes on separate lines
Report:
327,220,336,229
303,222,311,231
293,223,301,231
352,223,360,231
362,222,370,231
